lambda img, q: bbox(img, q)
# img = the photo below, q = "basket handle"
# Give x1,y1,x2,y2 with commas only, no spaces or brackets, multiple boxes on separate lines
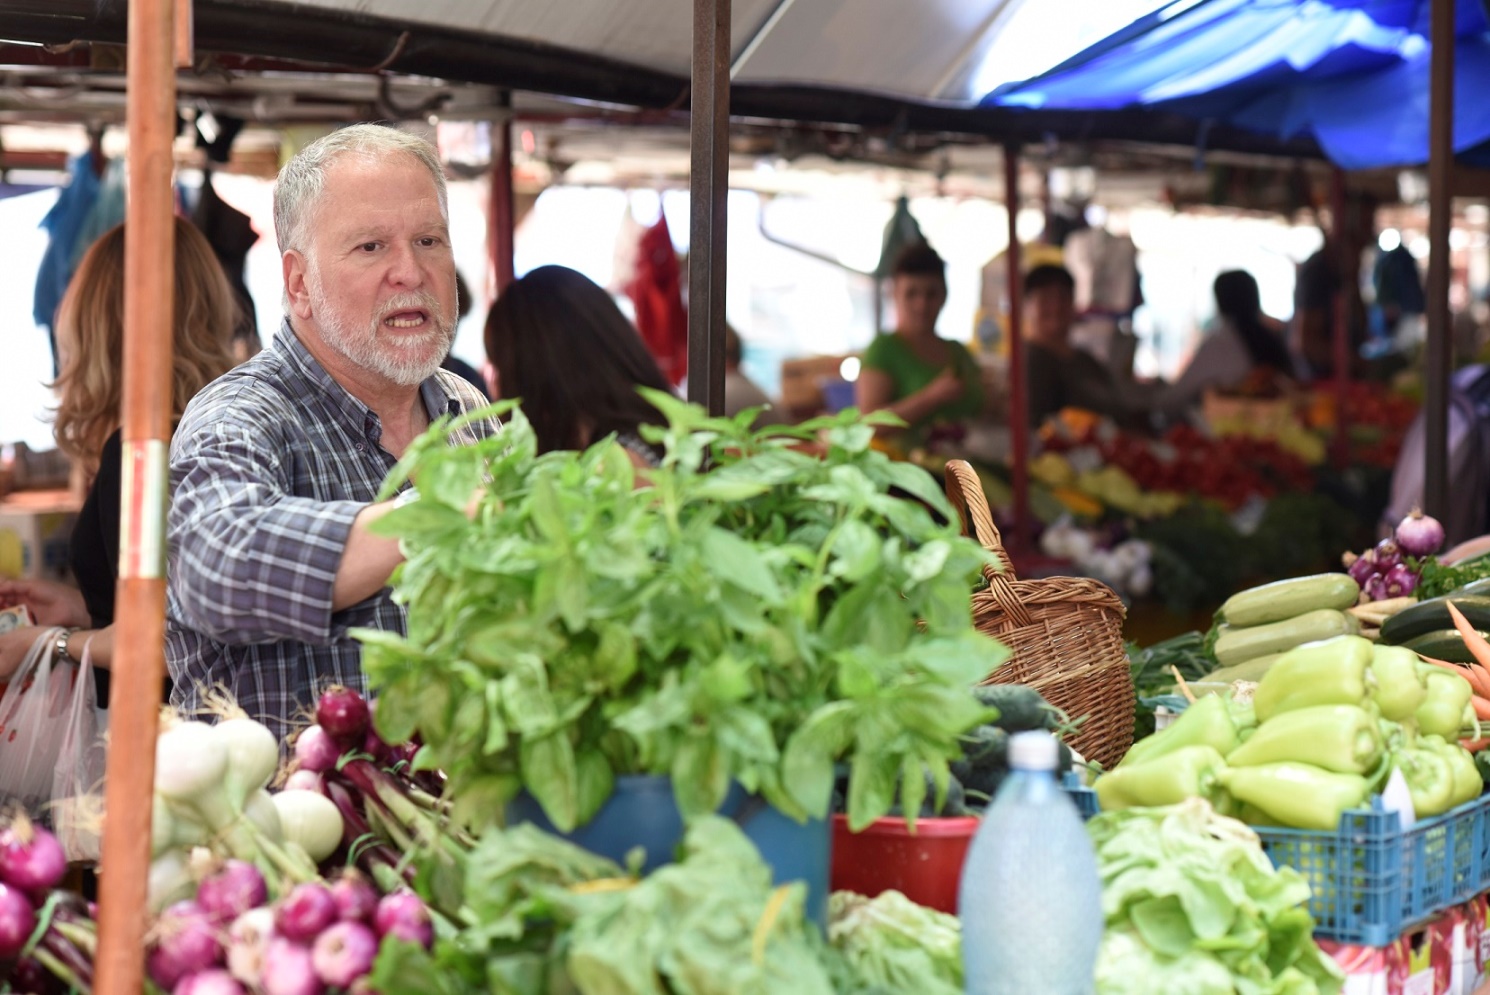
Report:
944,460,1017,581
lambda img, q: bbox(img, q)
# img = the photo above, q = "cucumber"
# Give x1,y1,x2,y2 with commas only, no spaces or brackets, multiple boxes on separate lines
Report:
1380,595,1490,645
1402,629,1481,664
1219,574,1360,629
1202,654,1281,685
1213,609,1361,668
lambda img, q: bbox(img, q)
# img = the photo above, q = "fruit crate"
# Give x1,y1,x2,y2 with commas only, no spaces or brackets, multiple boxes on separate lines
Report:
1068,786,1490,946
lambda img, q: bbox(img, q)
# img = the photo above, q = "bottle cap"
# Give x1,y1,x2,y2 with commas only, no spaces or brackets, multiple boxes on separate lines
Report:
1008,730,1059,771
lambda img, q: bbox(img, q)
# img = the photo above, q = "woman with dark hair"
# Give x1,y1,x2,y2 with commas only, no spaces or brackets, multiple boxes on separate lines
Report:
484,264,674,466
855,241,984,448
1154,269,1294,416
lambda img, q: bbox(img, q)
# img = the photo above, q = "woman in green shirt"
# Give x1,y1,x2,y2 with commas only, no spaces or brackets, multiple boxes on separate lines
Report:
855,241,984,449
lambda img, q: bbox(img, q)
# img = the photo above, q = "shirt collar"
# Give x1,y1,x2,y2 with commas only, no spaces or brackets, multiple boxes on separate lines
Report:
275,318,464,431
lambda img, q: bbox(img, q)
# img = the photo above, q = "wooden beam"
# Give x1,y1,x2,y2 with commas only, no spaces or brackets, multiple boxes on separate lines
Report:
93,0,176,989
1004,143,1029,558
1424,0,1454,520
687,0,729,415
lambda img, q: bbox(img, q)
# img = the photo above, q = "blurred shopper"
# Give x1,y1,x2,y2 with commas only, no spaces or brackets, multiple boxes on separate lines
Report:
856,241,984,448
1025,264,1152,430
0,219,240,682
723,324,784,426
1152,270,1293,416
485,264,673,466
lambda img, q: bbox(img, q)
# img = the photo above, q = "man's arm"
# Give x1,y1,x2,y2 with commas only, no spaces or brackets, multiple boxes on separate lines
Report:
170,421,395,645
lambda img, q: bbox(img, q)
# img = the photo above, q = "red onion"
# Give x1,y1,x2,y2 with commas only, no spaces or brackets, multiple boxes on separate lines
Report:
226,907,276,986
293,726,342,774
362,728,393,765
374,891,433,949
283,769,327,795
1373,538,1402,573
1396,508,1446,558
0,882,36,958
0,818,68,893
174,969,248,995
1383,563,1420,599
149,901,225,991
329,873,379,924
261,938,326,995
1363,574,1391,603
10,957,50,993
315,687,371,749
197,861,268,924
275,882,338,944
311,921,379,988
1347,550,1378,586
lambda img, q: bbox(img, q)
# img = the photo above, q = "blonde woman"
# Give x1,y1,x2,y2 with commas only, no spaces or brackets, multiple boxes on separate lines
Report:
0,219,239,684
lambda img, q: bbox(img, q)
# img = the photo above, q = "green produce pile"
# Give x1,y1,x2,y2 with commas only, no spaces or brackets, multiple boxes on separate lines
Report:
825,891,963,995
1091,799,1344,995
1415,553,1490,601
1098,635,1483,829
369,817,959,995
361,397,1004,834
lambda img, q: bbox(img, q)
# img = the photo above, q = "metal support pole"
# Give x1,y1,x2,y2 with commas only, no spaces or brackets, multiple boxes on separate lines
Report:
94,0,176,988
489,95,516,295
1425,0,1454,519
687,0,729,415
1330,168,1351,468
1004,143,1030,559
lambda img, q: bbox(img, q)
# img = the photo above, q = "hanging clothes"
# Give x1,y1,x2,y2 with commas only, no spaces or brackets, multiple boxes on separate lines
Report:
625,214,688,386
70,156,127,270
33,150,104,371
192,170,261,343
873,195,925,278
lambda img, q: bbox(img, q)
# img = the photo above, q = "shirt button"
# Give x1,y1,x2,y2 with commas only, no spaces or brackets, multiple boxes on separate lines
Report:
355,442,365,452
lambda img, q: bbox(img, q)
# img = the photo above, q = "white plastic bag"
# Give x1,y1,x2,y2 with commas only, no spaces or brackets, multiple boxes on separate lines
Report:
0,627,108,860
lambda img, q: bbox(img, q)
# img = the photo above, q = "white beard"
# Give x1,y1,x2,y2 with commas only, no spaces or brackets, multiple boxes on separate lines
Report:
309,279,454,387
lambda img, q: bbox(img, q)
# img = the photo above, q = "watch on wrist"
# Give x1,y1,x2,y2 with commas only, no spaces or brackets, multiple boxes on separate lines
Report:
54,627,81,666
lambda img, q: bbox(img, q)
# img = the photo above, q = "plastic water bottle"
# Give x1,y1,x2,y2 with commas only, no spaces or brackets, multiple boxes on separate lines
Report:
959,730,1103,995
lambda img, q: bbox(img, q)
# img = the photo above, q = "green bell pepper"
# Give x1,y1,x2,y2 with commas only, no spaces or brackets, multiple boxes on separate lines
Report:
1394,746,1457,818
1119,694,1238,768
1415,669,1474,739
1095,745,1226,811
1226,704,1383,774
1217,762,1370,830
1253,635,1373,723
1370,646,1430,722
1421,735,1483,808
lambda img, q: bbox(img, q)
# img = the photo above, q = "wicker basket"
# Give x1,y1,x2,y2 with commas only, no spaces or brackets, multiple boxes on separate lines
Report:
944,460,1135,769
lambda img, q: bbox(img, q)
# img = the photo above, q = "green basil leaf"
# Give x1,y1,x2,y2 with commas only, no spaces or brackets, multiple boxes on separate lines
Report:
847,750,899,831
671,732,730,821
520,733,580,832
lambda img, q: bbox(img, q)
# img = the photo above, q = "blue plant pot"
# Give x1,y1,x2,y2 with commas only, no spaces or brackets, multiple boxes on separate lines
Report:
507,774,831,926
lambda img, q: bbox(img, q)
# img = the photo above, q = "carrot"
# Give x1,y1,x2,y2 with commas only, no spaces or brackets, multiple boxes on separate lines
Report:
1474,696,1490,722
1446,600,1490,675
1461,737,1490,753
1419,654,1490,698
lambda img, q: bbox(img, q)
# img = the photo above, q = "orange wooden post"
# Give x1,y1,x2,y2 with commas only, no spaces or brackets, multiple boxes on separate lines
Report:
93,0,177,989
174,0,194,69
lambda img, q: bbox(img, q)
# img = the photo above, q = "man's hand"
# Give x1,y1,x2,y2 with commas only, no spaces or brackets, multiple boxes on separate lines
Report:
0,579,89,628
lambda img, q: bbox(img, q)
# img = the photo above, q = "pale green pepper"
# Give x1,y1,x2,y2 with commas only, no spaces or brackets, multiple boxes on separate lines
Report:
1254,636,1373,722
1370,646,1429,722
1217,762,1370,830
1119,694,1238,768
1096,745,1226,811
1394,746,1457,818
1420,735,1484,808
1226,704,1383,774
1415,669,1474,739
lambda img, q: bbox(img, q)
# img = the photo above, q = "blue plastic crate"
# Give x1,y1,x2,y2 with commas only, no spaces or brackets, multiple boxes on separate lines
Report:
1068,784,1490,946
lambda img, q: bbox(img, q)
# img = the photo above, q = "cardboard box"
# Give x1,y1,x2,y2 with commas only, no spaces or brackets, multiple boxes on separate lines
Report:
1318,919,1454,995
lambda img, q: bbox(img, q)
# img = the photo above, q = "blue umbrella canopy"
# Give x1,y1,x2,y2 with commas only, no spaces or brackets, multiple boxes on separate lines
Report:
989,0,1490,169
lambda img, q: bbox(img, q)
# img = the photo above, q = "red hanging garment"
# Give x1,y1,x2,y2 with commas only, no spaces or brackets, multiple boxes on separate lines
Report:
626,215,689,386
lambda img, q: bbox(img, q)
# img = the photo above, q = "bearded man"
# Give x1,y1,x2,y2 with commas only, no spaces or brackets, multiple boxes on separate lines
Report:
165,125,498,742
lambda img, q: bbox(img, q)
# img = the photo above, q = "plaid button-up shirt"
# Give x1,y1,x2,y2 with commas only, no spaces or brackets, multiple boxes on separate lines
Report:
165,322,498,743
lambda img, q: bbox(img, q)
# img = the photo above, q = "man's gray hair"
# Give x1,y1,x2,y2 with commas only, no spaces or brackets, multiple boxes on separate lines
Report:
273,123,448,255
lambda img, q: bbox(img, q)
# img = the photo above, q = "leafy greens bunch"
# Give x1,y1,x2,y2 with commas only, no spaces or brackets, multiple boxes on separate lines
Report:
359,394,1005,833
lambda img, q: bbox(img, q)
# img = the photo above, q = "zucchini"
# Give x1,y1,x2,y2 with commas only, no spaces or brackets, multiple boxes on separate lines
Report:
1380,595,1490,645
1202,654,1282,685
1401,629,1481,664
1447,578,1490,599
1219,574,1360,629
1213,609,1361,668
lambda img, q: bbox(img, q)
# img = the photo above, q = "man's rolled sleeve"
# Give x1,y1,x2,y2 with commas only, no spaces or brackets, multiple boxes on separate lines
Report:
169,422,367,646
